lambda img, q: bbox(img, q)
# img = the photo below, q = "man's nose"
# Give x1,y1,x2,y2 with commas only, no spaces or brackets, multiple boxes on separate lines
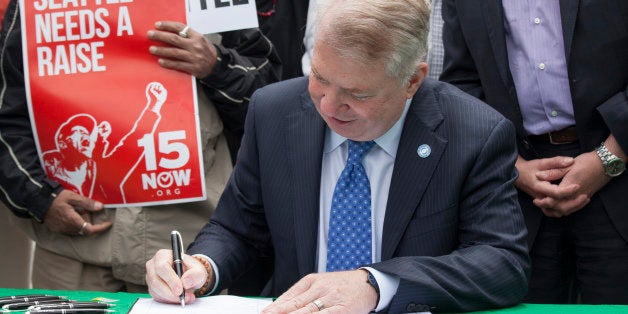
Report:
319,92,346,115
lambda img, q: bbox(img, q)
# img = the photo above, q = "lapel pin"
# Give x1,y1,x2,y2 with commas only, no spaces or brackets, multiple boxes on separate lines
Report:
417,144,431,158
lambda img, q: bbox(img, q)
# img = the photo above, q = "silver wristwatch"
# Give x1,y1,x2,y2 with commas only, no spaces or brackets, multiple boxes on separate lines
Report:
595,142,625,177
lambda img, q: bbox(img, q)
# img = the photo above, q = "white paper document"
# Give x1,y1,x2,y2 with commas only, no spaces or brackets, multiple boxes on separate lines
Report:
129,295,273,314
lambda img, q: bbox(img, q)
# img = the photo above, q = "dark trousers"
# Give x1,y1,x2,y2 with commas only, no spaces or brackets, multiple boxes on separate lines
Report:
523,140,628,304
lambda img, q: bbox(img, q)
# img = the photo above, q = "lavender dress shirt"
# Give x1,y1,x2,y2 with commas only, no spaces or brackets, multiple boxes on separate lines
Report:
502,0,575,135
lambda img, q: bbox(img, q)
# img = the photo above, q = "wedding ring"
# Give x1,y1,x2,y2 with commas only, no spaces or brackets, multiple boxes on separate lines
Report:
312,299,324,311
179,25,190,38
78,221,88,236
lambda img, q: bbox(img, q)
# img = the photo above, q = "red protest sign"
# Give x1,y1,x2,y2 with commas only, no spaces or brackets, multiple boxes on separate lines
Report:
20,0,206,207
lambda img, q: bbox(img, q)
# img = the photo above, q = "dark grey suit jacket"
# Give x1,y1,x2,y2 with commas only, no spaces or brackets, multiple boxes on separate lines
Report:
440,0,628,246
188,77,530,313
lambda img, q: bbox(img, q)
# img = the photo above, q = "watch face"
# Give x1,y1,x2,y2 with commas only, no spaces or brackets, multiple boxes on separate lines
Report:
606,158,626,177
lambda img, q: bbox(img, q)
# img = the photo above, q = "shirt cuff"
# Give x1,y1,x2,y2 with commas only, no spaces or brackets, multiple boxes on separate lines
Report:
193,254,220,295
362,267,400,312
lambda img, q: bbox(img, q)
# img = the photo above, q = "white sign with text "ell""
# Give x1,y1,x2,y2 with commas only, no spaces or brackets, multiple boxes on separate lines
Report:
187,0,258,34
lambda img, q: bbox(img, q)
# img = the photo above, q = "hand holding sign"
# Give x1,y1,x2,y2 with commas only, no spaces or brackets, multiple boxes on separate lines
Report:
44,190,112,237
148,21,219,78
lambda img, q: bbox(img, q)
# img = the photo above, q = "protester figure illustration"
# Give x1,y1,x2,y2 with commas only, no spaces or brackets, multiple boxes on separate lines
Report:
42,82,167,204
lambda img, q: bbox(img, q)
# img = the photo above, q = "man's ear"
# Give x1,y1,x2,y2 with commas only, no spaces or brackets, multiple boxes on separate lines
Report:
405,62,428,98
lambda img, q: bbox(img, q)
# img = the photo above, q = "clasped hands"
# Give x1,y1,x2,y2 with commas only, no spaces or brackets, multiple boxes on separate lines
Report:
145,249,378,313
515,151,610,217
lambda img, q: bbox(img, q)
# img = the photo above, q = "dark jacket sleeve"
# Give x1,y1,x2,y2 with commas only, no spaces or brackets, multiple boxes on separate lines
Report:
198,28,282,158
0,0,63,222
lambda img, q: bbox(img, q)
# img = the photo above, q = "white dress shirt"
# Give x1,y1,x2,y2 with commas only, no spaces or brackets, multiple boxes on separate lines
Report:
317,100,411,311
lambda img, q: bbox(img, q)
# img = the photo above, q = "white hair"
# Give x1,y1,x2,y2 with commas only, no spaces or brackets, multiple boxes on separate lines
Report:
314,0,430,85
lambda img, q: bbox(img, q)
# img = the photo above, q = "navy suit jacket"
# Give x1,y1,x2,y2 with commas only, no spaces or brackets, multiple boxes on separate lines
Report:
188,77,529,312
440,0,628,246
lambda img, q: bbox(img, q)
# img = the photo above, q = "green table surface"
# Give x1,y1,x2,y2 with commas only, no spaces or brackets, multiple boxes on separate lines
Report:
0,287,147,313
2,287,628,313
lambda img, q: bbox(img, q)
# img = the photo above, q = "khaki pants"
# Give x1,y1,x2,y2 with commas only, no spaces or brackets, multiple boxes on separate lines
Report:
0,207,33,288
32,245,147,293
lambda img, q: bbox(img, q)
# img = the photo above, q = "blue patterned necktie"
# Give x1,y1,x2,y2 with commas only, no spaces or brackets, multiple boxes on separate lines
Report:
326,140,376,272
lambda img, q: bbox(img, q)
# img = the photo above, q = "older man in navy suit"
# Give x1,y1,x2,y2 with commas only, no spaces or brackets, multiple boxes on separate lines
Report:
145,0,530,312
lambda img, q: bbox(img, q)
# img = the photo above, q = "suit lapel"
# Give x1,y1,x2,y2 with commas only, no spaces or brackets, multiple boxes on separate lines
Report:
286,90,326,276
559,0,579,64
481,0,527,137
482,0,511,89
381,83,447,260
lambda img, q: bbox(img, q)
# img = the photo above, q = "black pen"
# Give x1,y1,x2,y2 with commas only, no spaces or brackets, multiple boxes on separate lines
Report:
0,296,66,307
26,309,114,314
0,295,50,302
2,299,69,311
29,302,112,311
171,230,185,307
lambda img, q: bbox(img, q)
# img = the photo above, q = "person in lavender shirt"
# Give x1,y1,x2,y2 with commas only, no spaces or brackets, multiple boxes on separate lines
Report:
441,0,628,304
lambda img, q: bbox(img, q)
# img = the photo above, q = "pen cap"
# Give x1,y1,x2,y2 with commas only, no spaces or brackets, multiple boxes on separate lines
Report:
171,230,184,259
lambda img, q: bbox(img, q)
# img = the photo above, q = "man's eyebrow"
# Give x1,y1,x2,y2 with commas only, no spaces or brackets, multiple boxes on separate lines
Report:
311,66,369,94
311,67,328,82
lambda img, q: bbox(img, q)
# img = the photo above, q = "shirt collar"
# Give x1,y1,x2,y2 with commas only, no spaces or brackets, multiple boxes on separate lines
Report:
324,98,412,158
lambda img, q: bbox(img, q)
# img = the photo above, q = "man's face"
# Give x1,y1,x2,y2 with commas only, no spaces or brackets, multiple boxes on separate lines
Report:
65,125,97,158
308,41,419,141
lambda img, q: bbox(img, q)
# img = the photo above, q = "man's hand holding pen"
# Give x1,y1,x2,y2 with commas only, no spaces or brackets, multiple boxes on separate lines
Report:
145,246,211,305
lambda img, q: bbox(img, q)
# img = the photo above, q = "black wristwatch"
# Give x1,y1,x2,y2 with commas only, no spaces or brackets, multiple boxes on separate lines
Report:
365,270,380,306
595,142,626,177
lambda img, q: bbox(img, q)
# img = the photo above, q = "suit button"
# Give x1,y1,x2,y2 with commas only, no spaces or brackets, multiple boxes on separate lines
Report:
406,303,432,312
416,304,432,312
406,303,417,312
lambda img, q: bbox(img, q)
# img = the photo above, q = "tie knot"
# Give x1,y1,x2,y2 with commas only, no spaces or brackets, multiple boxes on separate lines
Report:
347,140,375,164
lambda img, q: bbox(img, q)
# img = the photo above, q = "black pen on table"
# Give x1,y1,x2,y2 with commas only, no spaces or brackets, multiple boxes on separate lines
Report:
2,299,70,311
29,302,112,311
26,309,114,314
0,295,50,302
0,296,66,307
171,230,186,307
